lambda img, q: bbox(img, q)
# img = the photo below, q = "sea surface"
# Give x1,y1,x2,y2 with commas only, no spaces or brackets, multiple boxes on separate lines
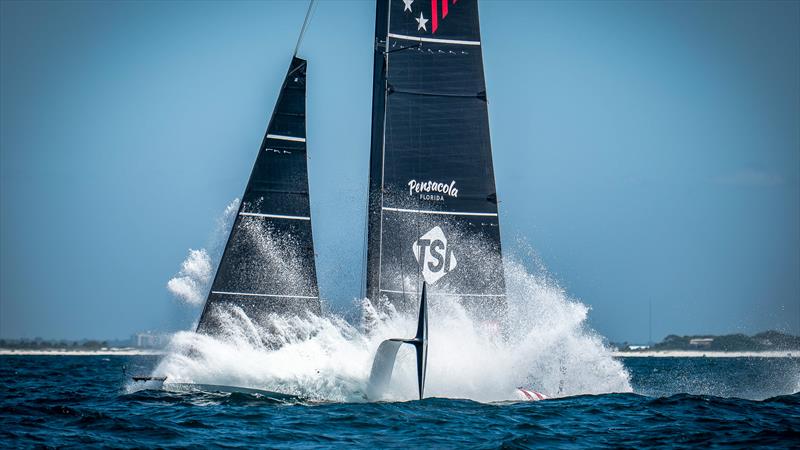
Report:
1,355,798,448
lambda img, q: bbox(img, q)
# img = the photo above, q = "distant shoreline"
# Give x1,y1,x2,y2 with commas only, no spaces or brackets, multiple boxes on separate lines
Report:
1,348,797,358
613,350,798,358
0,348,164,356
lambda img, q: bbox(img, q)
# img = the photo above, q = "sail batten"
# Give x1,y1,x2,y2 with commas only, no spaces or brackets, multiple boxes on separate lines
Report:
266,134,306,142
211,291,319,299
197,56,320,333
387,33,481,46
381,206,497,217
380,288,504,297
237,212,311,220
365,0,505,318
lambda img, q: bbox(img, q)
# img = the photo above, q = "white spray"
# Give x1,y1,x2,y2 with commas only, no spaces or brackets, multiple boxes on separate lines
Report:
151,258,632,402
154,197,630,402
166,199,240,306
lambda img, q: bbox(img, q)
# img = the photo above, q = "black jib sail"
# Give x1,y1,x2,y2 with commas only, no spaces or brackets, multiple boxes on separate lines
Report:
364,0,505,318
197,56,320,334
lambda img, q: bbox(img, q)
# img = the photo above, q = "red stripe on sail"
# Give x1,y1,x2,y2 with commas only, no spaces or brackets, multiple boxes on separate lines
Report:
442,0,448,18
431,0,438,33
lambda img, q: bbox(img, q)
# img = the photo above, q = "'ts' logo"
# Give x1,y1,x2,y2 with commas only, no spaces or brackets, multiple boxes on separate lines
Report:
412,226,457,284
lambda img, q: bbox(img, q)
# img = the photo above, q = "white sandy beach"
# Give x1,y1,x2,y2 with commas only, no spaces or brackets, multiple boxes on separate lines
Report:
2,348,797,358
0,348,164,356
613,350,798,358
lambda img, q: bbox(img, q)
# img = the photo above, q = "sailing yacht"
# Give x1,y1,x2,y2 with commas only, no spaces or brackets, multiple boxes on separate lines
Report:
137,0,543,402
363,0,544,401
364,0,506,321
132,56,319,400
197,56,320,335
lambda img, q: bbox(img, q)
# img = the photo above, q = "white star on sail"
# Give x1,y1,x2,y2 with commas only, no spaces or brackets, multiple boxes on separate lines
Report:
402,0,414,13
416,12,428,31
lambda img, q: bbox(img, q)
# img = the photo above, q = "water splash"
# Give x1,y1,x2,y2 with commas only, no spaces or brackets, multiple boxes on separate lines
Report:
166,199,240,306
166,249,212,306
151,257,631,402
212,198,241,253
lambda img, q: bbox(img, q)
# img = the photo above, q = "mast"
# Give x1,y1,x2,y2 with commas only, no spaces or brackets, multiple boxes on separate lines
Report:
365,0,505,319
364,0,390,302
197,56,320,334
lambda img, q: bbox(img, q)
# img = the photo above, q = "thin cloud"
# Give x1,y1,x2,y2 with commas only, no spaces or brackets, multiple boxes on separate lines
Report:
713,169,785,187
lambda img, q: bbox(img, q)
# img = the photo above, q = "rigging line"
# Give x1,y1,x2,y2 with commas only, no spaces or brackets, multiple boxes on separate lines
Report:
385,42,422,54
360,191,369,299
293,0,317,57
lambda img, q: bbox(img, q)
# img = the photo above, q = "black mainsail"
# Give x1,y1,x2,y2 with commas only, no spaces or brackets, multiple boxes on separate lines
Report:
197,56,320,333
365,0,505,317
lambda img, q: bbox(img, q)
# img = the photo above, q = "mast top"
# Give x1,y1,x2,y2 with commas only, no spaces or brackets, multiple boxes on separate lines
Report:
294,0,317,57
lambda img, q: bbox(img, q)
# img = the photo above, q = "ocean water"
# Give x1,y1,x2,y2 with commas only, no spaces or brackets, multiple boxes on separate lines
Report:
1,355,798,448
5,210,796,447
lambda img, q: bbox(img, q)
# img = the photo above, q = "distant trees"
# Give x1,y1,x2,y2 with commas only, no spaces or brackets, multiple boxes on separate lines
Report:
648,331,800,351
0,339,111,350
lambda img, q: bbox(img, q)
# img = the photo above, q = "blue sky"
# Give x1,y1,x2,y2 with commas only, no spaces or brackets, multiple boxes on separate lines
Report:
1,0,798,342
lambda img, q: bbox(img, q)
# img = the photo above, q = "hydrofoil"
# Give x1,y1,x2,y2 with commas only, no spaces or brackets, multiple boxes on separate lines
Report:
366,283,546,402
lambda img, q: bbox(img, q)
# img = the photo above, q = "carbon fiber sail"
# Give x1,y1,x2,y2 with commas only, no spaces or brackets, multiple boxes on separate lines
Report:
197,57,320,334
365,0,505,317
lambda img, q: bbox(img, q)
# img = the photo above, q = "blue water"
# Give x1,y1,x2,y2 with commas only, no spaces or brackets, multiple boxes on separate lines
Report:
1,355,798,448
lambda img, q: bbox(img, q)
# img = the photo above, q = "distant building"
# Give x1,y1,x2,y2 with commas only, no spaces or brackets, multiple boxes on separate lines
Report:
132,332,163,348
689,338,714,348
628,345,650,350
